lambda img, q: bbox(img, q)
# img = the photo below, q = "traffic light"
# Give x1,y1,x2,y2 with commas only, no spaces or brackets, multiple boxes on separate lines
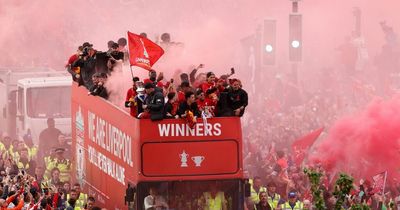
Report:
262,19,276,65
289,14,302,62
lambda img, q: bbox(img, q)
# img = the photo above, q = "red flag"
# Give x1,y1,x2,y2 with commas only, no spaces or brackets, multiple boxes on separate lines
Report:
292,127,324,165
127,31,164,70
372,171,387,194
292,127,324,151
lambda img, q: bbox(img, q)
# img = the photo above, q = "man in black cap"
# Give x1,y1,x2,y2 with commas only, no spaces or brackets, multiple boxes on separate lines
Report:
141,82,164,121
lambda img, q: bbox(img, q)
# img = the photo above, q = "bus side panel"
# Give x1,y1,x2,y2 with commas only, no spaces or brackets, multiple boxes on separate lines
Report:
71,83,140,209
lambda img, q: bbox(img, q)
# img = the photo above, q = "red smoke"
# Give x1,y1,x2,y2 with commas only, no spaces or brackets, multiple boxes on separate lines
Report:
309,96,400,179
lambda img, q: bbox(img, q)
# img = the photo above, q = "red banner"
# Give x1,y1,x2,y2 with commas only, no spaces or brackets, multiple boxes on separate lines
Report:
142,140,239,177
292,127,324,151
372,171,387,194
127,31,164,70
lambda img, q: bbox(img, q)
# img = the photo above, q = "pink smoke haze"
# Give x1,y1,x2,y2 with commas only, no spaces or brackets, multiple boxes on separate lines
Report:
2,0,400,179
310,96,400,179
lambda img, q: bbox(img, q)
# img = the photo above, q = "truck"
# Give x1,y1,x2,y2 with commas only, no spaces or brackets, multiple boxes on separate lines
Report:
71,82,247,209
0,68,72,143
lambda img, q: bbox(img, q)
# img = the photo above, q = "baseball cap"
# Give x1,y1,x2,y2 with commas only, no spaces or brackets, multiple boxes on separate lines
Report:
82,42,93,48
288,192,297,198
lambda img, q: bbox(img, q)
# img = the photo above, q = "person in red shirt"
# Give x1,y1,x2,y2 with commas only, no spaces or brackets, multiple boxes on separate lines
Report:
196,89,207,113
177,81,191,104
204,88,218,117
66,46,83,83
143,70,164,88
200,72,216,93
125,77,140,117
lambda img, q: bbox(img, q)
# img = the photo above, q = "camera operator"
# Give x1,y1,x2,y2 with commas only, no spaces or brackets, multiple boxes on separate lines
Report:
95,42,124,75
72,42,97,89
106,43,124,73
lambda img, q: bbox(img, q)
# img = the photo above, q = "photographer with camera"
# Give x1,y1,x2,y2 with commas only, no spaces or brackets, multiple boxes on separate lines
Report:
72,42,97,89
95,42,124,76
88,73,109,100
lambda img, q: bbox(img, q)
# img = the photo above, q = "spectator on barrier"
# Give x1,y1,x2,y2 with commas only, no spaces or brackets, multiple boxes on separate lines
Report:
139,83,165,121
88,73,109,99
72,42,97,89
164,92,177,119
125,77,140,117
201,72,216,93
228,79,248,117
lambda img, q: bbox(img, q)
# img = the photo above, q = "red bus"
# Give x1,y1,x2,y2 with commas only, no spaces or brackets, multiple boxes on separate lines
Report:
71,83,246,209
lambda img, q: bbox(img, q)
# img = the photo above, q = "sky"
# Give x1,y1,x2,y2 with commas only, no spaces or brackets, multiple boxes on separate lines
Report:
1,0,399,74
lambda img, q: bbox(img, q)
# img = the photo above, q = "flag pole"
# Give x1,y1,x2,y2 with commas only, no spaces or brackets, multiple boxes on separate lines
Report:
129,66,134,79
127,31,134,81
382,171,388,197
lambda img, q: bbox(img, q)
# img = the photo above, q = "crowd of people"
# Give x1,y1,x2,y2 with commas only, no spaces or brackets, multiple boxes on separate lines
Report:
65,36,249,125
0,25,396,209
240,48,400,209
0,126,104,209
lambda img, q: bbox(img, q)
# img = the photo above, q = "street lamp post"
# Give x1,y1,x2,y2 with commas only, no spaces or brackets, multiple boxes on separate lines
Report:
289,0,302,84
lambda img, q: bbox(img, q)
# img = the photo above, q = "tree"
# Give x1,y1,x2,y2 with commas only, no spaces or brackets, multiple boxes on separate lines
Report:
304,168,326,210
